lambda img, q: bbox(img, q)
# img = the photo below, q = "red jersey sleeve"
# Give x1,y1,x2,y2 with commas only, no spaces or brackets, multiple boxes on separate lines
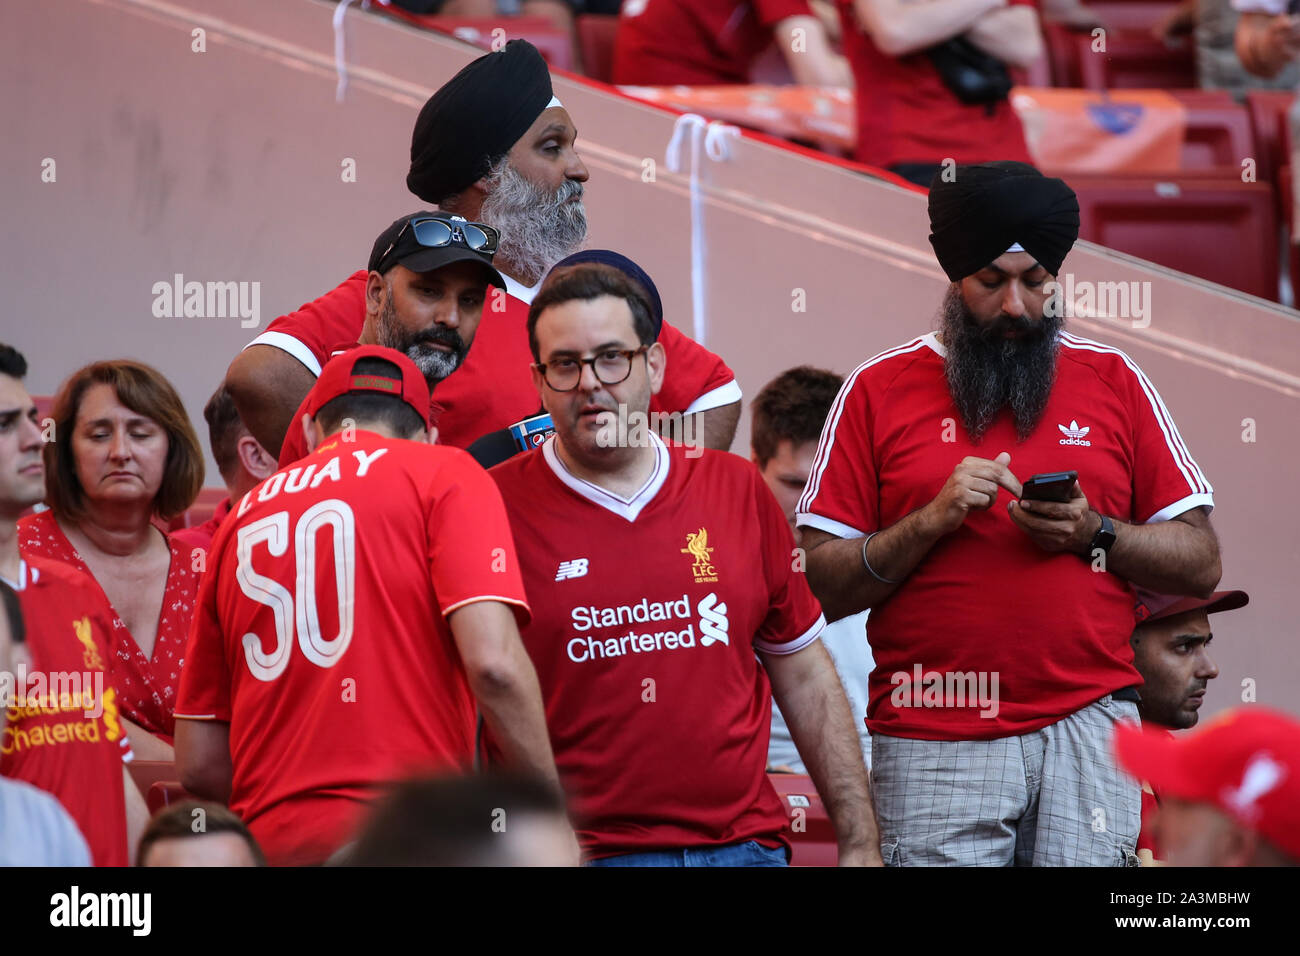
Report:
426,450,531,629
653,321,742,416
753,468,826,655
247,272,368,375
174,549,232,722
755,0,814,26
1118,355,1214,523
795,367,879,539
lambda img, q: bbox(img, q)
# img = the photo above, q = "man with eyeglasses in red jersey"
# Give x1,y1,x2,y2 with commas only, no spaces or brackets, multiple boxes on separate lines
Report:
489,263,879,866
175,345,569,866
227,40,741,461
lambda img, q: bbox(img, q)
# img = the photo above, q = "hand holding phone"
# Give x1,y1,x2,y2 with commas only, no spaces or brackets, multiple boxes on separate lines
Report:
1020,470,1079,503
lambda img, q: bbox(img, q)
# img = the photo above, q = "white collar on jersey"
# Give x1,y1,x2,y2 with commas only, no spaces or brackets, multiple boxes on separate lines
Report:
0,559,34,591
541,431,671,522
502,272,543,305
923,328,1063,359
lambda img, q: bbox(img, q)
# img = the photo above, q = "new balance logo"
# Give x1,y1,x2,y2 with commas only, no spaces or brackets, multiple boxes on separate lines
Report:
1058,420,1092,446
555,559,589,581
697,593,730,647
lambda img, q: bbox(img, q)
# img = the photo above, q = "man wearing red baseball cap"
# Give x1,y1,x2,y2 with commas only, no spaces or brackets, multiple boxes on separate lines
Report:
1128,587,1248,863
1115,707,1300,866
175,346,569,865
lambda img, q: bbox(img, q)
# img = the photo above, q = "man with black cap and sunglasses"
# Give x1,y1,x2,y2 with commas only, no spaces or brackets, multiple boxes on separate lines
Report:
275,209,505,467
176,345,568,866
227,39,741,461
797,161,1222,866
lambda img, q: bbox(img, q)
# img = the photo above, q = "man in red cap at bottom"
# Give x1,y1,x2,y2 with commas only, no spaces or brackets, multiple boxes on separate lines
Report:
1115,706,1300,867
175,346,569,865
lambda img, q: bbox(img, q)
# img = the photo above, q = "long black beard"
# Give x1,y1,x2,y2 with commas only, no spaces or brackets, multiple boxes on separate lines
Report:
940,286,1063,443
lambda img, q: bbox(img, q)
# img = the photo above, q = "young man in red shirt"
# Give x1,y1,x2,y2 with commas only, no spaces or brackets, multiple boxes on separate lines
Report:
798,161,1222,865
490,263,879,865
175,346,568,866
0,343,148,866
836,0,1042,184
1127,587,1247,864
227,40,741,459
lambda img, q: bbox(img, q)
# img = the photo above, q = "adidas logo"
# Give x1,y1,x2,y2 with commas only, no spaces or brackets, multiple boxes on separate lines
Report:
1058,420,1092,447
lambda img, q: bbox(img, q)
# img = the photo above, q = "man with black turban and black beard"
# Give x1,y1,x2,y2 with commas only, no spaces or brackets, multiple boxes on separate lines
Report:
227,40,742,459
796,161,1223,866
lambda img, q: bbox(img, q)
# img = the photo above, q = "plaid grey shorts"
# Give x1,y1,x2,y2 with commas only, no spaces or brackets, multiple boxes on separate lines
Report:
869,695,1141,866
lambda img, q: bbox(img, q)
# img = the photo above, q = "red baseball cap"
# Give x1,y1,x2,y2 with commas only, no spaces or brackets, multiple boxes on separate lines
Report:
303,346,431,431
1133,588,1248,626
1115,707,1300,858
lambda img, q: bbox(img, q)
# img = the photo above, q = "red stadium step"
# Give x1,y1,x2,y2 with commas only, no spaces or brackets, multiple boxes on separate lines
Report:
1066,175,1279,299
1071,28,1195,89
768,772,838,866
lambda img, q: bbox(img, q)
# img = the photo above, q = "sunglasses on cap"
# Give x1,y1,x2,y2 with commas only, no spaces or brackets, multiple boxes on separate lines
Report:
374,216,500,273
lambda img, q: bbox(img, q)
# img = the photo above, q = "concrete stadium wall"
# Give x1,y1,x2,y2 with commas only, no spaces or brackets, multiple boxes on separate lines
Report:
3,0,1298,720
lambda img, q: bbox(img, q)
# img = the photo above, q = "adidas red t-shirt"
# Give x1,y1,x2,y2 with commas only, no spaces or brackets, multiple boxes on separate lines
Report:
1,558,133,867
175,430,530,865
490,434,825,858
249,271,740,452
797,331,1213,740
613,0,812,85
835,0,1034,168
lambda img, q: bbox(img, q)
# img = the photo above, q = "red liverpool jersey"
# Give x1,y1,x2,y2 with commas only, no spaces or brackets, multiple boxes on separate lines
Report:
249,271,740,453
175,430,530,865
835,0,1034,169
490,434,826,858
1,558,133,867
797,331,1214,741
613,0,813,86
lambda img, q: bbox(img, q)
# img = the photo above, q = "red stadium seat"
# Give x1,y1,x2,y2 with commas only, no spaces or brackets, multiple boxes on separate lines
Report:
1169,91,1256,173
1072,29,1195,89
374,10,575,72
146,781,197,816
768,772,838,866
1245,90,1295,188
169,486,228,531
1067,175,1279,299
575,14,617,83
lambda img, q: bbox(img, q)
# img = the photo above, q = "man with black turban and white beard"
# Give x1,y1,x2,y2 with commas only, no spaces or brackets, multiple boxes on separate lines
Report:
796,161,1223,866
227,40,742,458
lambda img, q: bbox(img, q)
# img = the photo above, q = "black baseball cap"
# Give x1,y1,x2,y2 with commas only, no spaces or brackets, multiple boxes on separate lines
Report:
368,211,506,288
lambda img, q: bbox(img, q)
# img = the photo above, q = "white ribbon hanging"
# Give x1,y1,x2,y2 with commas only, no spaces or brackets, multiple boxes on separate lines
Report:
664,114,739,346
332,0,370,103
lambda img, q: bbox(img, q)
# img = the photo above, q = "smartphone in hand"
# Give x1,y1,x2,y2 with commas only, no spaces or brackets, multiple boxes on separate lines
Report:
1021,471,1079,503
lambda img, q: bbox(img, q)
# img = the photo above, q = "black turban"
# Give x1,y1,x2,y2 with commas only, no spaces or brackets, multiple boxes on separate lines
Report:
407,39,554,204
927,161,1080,281
551,249,665,338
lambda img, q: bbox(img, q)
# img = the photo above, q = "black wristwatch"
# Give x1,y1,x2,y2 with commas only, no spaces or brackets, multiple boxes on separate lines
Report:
1087,512,1116,557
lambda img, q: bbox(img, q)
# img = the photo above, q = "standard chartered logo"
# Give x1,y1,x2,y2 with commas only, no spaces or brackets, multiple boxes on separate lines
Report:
567,593,732,663
697,593,729,647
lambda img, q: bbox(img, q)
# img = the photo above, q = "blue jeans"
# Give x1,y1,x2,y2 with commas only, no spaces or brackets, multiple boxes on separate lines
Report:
587,840,788,867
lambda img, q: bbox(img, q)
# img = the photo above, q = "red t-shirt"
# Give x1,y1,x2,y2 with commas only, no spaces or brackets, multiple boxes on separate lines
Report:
836,0,1034,168
171,497,232,562
1,558,133,867
796,331,1213,740
1136,782,1161,863
18,511,199,742
249,272,739,455
613,0,812,85
175,430,531,865
490,434,825,858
